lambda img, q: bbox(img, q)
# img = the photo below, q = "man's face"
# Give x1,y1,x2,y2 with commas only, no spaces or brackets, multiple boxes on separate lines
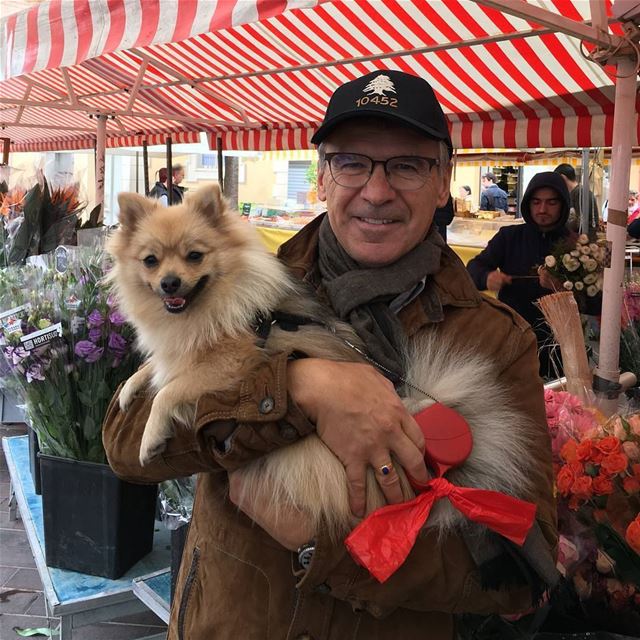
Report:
173,169,184,185
317,121,451,267
529,187,563,231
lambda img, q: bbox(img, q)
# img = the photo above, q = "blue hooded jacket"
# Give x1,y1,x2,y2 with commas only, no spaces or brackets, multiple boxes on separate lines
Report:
467,172,571,334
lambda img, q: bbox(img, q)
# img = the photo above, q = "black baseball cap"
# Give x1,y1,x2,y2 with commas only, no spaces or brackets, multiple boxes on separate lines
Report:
311,70,453,156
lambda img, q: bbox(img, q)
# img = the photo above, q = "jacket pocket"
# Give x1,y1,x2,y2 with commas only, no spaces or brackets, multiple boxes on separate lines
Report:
178,546,200,640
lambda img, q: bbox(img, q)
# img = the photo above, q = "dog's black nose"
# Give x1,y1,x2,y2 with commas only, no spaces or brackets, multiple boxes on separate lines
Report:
161,275,181,294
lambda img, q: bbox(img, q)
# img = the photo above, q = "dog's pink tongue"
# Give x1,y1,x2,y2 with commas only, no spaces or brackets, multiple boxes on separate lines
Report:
165,297,185,306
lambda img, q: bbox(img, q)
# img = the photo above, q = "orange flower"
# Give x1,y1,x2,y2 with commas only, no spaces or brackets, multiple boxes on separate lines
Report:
593,508,609,523
596,436,621,456
625,515,640,554
577,440,594,462
622,476,640,495
592,474,615,495
560,438,579,463
600,452,629,476
570,475,593,499
557,466,576,495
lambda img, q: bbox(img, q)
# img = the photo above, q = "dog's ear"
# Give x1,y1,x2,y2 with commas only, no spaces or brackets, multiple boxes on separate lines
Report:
189,183,226,223
117,192,153,229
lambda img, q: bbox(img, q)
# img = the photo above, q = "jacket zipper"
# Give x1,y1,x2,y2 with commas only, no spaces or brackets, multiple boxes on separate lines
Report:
178,546,200,640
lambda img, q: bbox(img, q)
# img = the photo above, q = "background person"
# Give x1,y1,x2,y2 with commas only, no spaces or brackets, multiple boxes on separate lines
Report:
480,172,508,212
148,165,186,205
553,163,598,237
467,171,572,379
104,70,557,640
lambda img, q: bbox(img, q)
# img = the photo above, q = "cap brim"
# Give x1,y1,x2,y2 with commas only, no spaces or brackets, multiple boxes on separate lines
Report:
311,109,452,152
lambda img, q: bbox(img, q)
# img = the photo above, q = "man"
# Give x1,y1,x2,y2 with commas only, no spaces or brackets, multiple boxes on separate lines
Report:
553,163,598,236
480,172,508,212
467,172,571,378
148,164,186,205
103,70,556,639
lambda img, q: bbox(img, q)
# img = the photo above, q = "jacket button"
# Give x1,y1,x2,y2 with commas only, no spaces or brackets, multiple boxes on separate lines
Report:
279,425,298,440
314,582,331,595
259,397,275,414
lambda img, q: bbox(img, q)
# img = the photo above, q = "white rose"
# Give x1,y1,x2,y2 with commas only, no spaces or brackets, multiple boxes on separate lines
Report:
587,285,599,297
583,273,597,284
585,259,598,272
580,245,591,255
544,255,556,267
579,255,589,263
570,250,580,257
574,281,584,291
589,243,599,253
567,259,581,272
577,234,589,245
563,281,574,290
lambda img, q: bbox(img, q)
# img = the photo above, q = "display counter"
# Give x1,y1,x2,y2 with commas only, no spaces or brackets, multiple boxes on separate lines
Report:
251,216,523,265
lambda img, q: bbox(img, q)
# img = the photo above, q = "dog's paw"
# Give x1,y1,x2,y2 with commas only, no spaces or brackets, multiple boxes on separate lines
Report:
119,378,139,411
139,412,173,466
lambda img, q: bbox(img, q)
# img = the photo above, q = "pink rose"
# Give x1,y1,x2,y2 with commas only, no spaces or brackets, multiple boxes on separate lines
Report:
622,441,640,461
628,414,640,437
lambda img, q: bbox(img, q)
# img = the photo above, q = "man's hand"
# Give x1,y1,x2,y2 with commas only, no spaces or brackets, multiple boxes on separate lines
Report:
228,470,313,551
486,269,512,292
287,359,428,518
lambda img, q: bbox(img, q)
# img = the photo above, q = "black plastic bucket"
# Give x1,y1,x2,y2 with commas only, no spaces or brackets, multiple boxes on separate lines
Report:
27,426,41,495
39,453,158,579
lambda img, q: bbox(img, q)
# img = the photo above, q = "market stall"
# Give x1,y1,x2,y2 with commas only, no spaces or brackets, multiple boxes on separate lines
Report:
1,1,640,635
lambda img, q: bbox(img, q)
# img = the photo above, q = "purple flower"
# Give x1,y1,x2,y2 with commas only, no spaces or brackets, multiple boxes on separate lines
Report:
107,332,127,357
109,310,126,326
75,340,104,363
5,345,29,366
87,310,104,328
89,327,102,343
26,363,45,383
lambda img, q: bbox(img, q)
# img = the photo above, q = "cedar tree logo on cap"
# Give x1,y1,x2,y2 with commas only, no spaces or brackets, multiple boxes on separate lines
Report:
311,70,453,156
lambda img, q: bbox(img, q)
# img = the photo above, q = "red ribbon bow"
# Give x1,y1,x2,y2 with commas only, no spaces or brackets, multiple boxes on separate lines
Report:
345,476,537,583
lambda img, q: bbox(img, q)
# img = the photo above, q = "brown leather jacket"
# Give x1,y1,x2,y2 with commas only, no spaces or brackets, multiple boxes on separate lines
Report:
103,216,557,640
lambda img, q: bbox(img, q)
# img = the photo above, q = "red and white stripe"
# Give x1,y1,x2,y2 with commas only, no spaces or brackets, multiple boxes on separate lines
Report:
2,0,637,152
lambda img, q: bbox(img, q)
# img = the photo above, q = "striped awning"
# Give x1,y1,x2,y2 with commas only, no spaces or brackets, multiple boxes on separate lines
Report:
1,0,638,152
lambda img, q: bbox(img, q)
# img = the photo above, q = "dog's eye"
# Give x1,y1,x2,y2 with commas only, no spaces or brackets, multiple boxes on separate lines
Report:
143,255,158,267
186,251,203,262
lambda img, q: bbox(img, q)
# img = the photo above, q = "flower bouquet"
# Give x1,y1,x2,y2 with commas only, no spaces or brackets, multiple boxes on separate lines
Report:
0,246,141,463
545,389,640,635
543,234,605,314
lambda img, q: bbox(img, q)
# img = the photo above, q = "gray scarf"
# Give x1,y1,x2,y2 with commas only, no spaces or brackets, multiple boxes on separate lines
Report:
317,216,443,381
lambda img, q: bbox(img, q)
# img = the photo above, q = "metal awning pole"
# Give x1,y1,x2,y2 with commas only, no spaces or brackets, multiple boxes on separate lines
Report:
593,56,637,415
135,150,140,194
166,136,173,205
581,148,590,232
217,136,224,193
0,138,9,166
143,141,149,196
95,114,107,223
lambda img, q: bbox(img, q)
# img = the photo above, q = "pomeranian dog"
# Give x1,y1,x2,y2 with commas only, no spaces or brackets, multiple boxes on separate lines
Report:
107,184,539,541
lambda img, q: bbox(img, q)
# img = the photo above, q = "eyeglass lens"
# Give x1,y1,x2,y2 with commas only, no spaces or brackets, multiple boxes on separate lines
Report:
327,153,437,190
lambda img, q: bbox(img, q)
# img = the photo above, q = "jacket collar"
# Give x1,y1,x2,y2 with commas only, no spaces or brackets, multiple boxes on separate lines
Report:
277,213,482,332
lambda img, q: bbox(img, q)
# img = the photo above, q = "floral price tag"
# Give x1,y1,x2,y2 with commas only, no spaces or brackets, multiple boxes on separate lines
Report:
0,304,31,335
19,322,63,351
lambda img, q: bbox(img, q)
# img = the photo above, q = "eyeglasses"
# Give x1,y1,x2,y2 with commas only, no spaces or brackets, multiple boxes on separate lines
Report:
324,153,439,191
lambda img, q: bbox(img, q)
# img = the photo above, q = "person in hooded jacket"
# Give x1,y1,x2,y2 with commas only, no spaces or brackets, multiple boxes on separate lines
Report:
467,171,571,378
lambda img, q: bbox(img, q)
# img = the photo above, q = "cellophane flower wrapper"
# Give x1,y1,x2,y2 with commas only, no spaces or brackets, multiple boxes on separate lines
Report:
546,389,640,635
620,279,640,385
159,476,197,530
0,246,141,463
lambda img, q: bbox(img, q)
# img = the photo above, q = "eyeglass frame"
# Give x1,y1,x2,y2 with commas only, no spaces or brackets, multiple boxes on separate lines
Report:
323,152,441,191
